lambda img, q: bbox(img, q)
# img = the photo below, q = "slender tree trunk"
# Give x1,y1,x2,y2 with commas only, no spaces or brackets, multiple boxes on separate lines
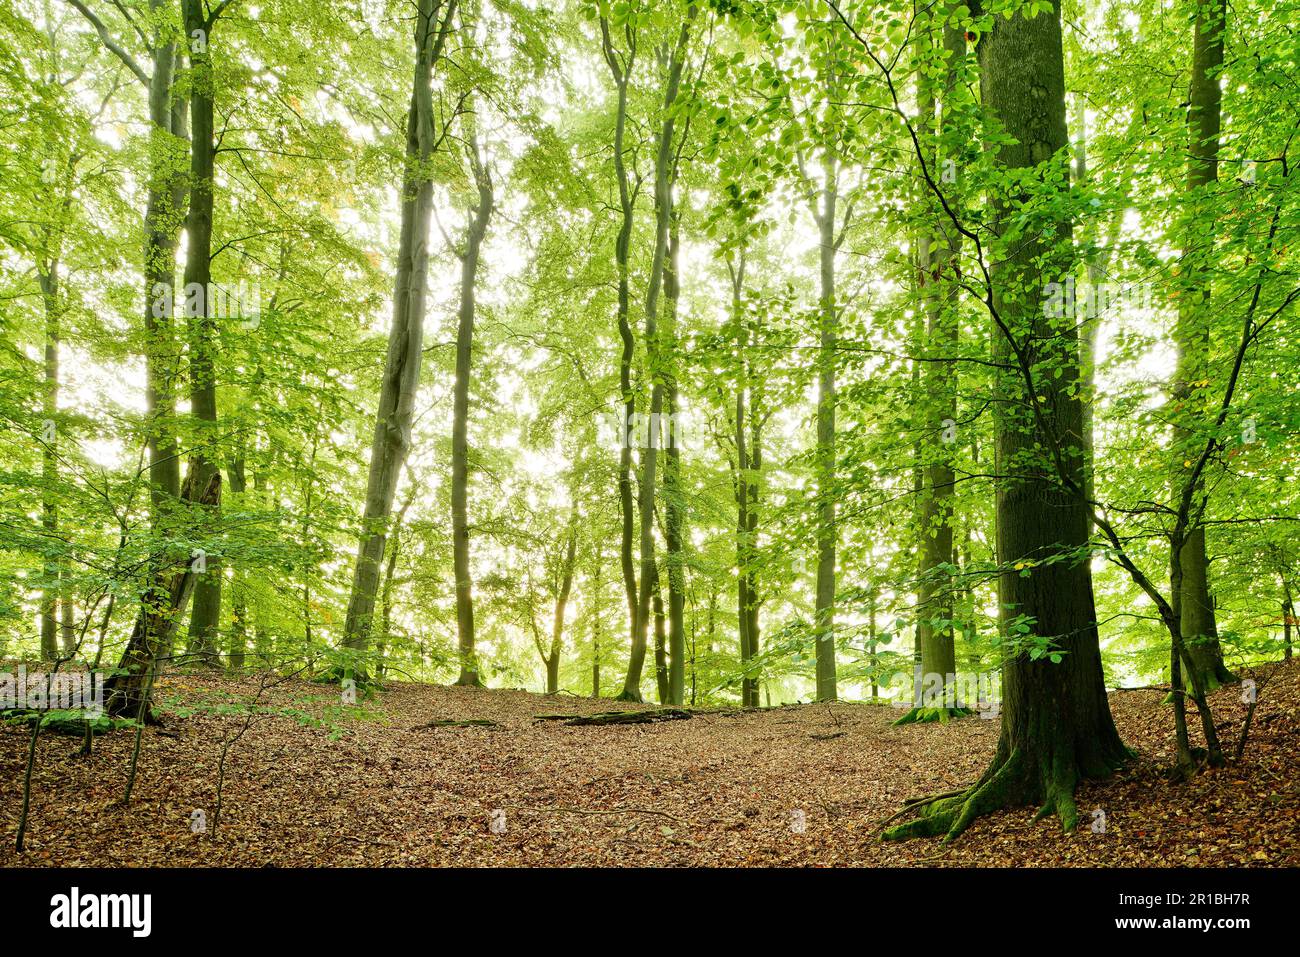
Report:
452,121,495,687
39,264,61,661
813,155,839,702
227,456,247,670
183,0,223,666
143,5,186,520
378,492,413,682
652,568,669,703
730,252,762,708
663,213,688,706
902,21,964,722
341,0,456,673
547,520,578,695
591,550,603,697
105,469,221,718
1283,579,1293,661
629,8,694,705
1172,0,1233,692
601,18,642,701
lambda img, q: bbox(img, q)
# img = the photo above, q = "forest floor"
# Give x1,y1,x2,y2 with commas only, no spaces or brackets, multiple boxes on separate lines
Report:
2,659,1297,867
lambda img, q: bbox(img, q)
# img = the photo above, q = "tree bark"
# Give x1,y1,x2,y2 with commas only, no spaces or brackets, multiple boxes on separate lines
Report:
1171,0,1233,692
813,152,839,702
601,16,643,701
888,0,1128,839
105,468,220,718
452,119,495,687
341,0,456,673
901,19,964,721
546,519,578,695
182,0,223,667
663,211,688,706
628,7,694,702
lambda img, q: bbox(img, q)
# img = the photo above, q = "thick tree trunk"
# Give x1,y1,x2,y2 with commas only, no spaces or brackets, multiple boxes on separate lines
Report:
452,124,494,687
888,0,1128,840
341,0,455,672
1172,0,1233,693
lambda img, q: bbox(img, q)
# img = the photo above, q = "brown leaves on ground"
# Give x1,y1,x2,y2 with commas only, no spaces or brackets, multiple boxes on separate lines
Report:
2,660,1297,867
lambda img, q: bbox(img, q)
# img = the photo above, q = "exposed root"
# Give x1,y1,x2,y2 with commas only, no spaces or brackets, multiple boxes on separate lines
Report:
883,748,1028,843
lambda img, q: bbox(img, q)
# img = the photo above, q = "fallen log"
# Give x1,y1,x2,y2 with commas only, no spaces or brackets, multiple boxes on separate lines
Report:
410,718,500,730
534,708,693,726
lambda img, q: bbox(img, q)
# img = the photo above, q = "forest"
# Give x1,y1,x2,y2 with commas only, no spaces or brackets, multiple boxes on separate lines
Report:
0,0,1297,879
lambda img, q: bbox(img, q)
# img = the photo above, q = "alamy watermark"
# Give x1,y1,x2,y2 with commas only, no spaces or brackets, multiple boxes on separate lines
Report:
596,409,692,452
0,665,105,717
151,281,262,330
1042,276,1153,320
892,666,1001,719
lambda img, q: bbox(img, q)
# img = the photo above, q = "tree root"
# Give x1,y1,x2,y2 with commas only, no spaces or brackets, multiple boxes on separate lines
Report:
882,748,1028,843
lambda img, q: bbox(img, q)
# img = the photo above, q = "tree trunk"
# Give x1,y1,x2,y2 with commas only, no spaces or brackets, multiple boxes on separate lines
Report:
601,17,642,701
628,8,694,705
143,7,186,521
591,551,603,697
663,212,688,706
900,20,964,722
105,468,221,718
378,492,413,682
730,252,762,708
888,0,1128,840
227,457,247,670
547,520,578,695
452,121,494,687
183,0,223,667
39,262,61,661
341,0,455,673
650,572,670,707
813,155,839,702
1283,582,1293,661
1172,0,1233,693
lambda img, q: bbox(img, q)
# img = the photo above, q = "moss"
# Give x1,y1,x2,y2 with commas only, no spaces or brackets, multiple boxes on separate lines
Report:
891,706,974,726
